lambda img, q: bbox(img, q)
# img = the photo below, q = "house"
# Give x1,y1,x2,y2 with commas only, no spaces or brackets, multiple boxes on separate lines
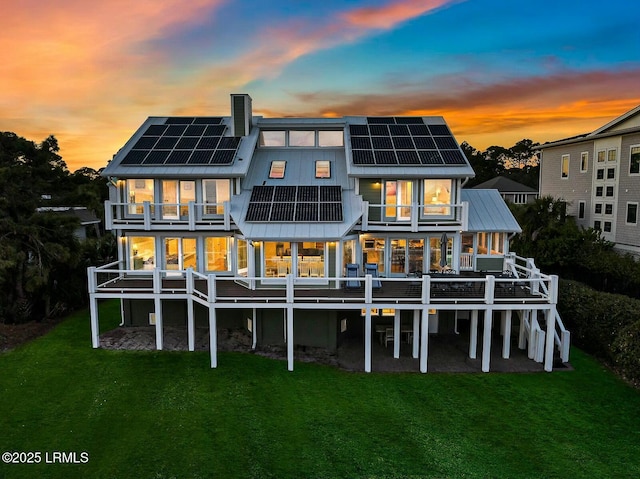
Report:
537,105,640,258
88,94,569,373
472,176,538,204
36,206,101,240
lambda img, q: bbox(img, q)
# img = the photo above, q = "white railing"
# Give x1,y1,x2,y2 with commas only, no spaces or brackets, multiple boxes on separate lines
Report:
459,253,473,271
361,201,468,232
104,200,232,231
554,310,571,363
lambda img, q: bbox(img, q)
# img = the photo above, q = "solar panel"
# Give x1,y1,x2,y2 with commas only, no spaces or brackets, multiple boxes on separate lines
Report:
155,136,179,149
193,117,223,124
165,125,188,136
367,117,395,124
351,137,372,149
250,186,274,202
374,150,397,165
166,151,192,164
133,136,158,149
349,125,369,136
297,186,318,201
372,136,393,149
144,125,167,136
320,203,343,221
392,136,414,149
204,125,226,136
320,186,342,202
440,150,467,164
246,202,271,222
352,150,375,164
408,124,429,135
396,117,424,124
434,136,458,149
295,203,318,221
188,150,215,164
274,186,296,202
176,137,198,149
397,150,421,164
388,124,409,136
121,150,149,165
413,136,436,149
428,124,451,136
369,124,389,136
184,125,206,136
196,137,220,149
218,137,241,149
210,150,235,164
165,117,195,124
419,150,444,164
142,150,170,165
270,203,295,221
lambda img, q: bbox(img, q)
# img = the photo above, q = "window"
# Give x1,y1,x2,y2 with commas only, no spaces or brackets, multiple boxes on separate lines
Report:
205,237,231,272
491,232,505,255
594,203,602,214
630,146,640,174
269,161,286,179
604,222,612,232
594,221,601,230
607,149,617,162
264,242,291,278
289,130,315,147
578,201,585,219
203,179,230,215
597,150,606,162
127,179,154,214
129,236,155,270
596,186,603,197
315,160,330,178
561,154,569,178
627,203,638,224
162,180,194,219
164,237,196,272
606,186,614,197
386,180,413,219
259,131,286,147
363,238,385,274
318,130,344,147
296,242,325,278
607,168,615,179
596,169,604,180
423,179,452,216
513,194,527,204
580,152,588,172
605,204,613,215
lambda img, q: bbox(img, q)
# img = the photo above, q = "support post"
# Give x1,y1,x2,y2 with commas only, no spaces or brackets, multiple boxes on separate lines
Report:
518,310,528,350
393,310,400,359
420,307,429,373
412,310,420,359
90,295,99,348
528,310,538,359
154,296,163,350
209,306,217,368
186,268,195,352
287,306,294,372
252,308,257,349
469,309,478,359
482,309,493,372
502,310,512,359
365,308,372,373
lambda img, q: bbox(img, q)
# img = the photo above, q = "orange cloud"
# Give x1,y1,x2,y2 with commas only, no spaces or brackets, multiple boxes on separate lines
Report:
342,0,457,29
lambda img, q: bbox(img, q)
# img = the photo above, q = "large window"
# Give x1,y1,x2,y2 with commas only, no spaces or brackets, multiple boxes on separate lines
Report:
423,179,452,216
385,180,412,220
296,242,325,278
127,179,154,214
630,146,640,175
130,236,155,270
259,131,286,147
429,237,452,271
289,130,315,147
363,238,385,274
318,130,343,147
627,203,638,225
203,179,230,215
205,237,231,272
164,238,196,271
561,154,569,178
237,239,248,277
264,241,291,278
162,180,194,219
477,232,504,255
580,152,588,172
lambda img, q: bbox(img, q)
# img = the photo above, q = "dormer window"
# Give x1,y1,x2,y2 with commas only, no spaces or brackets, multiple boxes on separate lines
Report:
315,161,330,178
289,130,315,147
260,131,286,147
269,161,286,179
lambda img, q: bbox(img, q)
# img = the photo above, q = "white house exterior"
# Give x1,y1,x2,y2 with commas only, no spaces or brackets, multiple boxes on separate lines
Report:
88,94,569,373
538,105,640,257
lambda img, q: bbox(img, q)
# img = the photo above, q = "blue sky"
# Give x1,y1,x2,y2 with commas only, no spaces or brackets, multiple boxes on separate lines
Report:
1,0,639,170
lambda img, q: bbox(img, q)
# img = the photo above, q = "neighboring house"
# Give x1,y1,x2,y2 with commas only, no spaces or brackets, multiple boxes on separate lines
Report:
88,94,569,373
537,105,640,257
36,206,101,240
472,176,538,204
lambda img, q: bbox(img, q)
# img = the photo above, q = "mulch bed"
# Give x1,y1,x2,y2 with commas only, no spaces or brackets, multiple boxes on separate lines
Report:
0,319,61,353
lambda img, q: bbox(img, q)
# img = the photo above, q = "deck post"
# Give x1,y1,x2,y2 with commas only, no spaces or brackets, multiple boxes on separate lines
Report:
481,308,493,372
393,310,400,359
90,295,99,348
420,307,429,373
154,296,163,350
252,308,257,349
365,308,372,373
528,310,538,359
287,306,294,372
209,306,217,368
518,310,528,349
412,310,419,359
544,275,559,372
502,310,512,359
186,268,195,352
469,309,478,359
188,201,196,231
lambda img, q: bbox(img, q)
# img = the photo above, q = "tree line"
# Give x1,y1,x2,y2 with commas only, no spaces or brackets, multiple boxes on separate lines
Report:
0,132,114,324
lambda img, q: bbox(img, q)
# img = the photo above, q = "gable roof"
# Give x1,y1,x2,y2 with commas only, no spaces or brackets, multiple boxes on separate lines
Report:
472,176,537,193
461,189,521,233
36,206,101,225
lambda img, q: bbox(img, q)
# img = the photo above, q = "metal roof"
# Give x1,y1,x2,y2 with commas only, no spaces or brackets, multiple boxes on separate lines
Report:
461,189,521,233
472,177,537,193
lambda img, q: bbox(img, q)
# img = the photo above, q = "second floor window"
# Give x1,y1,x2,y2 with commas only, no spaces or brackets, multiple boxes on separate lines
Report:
203,179,230,215
127,179,154,215
580,152,588,172
561,155,569,178
423,179,452,216
630,146,640,175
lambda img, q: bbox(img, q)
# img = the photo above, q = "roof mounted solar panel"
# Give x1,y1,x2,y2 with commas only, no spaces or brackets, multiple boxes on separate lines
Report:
210,150,235,164
352,150,375,164
391,136,414,149
176,137,199,149
218,137,241,149
144,124,168,136
187,150,215,164
434,136,458,149
367,117,395,124
246,202,271,222
296,186,318,201
440,150,467,165
320,186,342,202
369,124,390,136
413,136,436,149
320,203,343,221
397,150,421,164
121,150,149,165
204,125,226,136
295,202,318,221
193,117,224,124
388,124,410,136
165,117,195,124
133,136,159,149
155,136,179,149
142,150,170,165
196,137,220,149
428,124,451,136
395,117,424,124
166,151,192,164
165,124,188,136
274,186,297,202
250,186,274,202
374,150,397,165
372,136,393,149
408,124,430,135
349,125,369,136
419,150,444,164
351,137,372,149
270,203,295,221
184,125,207,136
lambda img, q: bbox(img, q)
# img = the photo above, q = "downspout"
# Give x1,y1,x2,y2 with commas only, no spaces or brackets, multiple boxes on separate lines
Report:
461,177,470,188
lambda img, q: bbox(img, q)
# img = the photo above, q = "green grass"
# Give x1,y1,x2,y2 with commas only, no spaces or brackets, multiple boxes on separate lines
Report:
1,302,640,479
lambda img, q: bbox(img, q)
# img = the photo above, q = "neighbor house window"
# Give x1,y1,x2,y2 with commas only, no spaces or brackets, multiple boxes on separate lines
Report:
578,201,585,219
580,152,588,172
594,221,601,230
129,236,155,270
259,131,286,147
127,179,154,215
561,155,569,178
607,168,615,179
604,222,612,232
205,237,231,272
513,194,527,204
605,204,613,215
606,186,614,197
269,161,286,179
318,130,344,147
596,169,604,180
597,150,606,162
596,186,603,197
423,179,452,215
315,160,330,178
630,146,640,174
203,179,230,215
608,149,617,162
289,130,315,147
627,203,638,225
594,203,602,214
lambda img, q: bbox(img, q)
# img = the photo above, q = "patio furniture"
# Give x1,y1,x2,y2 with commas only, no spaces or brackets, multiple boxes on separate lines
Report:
345,263,360,289
364,263,382,289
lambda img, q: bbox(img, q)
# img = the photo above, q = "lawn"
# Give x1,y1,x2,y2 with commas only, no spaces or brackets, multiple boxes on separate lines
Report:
1,301,639,479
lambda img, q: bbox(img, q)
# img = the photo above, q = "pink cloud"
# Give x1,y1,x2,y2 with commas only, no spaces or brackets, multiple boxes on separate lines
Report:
342,0,457,29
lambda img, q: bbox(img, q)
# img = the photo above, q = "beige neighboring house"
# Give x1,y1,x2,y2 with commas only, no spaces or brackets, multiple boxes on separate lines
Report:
472,177,538,204
537,105,640,258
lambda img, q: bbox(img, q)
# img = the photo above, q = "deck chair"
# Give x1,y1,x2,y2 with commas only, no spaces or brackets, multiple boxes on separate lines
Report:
384,327,394,348
345,263,360,289
364,263,382,289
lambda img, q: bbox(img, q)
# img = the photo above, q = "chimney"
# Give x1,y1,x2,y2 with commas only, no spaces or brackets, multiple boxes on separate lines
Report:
230,94,252,137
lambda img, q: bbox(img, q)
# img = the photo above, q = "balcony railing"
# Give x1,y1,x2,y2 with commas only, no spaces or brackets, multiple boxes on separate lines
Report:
104,200,232,231
361,201,468,232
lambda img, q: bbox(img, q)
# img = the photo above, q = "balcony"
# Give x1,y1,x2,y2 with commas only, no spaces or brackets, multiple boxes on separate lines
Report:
360,201,468,232
104,200,233,232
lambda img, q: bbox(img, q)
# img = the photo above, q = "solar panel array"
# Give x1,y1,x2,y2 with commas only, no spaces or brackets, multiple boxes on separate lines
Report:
246,186,343,222
349,117,467,166
120,117,241,166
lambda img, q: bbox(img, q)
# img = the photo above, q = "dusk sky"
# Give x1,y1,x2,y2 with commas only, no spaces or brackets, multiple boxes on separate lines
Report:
2,0,640,172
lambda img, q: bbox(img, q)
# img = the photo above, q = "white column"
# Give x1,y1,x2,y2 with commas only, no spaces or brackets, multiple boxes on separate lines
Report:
187,297,195,352
209,306,217,368
365,308,372,373
502,310,512,359
252,308,257,349
393,310,400,359
420,307,429,373
287,306,294,372
528,310,538,360
90,296,99,348
412,310,419,359
518,310,528,350
469,309,478,359
154,296,163,350
482,309,493,372
544,306,557,372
